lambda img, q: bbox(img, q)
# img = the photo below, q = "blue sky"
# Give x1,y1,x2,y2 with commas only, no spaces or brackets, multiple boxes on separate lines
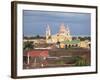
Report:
23,10,91,37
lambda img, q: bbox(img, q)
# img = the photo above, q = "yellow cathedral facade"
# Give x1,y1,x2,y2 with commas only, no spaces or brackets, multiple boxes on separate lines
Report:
46,23,72,43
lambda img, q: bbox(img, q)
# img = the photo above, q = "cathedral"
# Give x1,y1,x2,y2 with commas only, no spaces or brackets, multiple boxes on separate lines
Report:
46,23,72,43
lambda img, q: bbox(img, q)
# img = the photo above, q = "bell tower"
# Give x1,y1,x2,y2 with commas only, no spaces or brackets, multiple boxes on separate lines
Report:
46,24,51,43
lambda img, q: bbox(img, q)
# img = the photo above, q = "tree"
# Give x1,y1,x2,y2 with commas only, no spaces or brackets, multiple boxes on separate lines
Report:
78,36,91,41
74,56,88,66
72,37,77,40
36,35,40,39
23,41,34,65
23,41,34,51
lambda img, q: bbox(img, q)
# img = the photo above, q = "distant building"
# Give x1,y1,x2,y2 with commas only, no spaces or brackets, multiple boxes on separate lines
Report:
46,23,90,48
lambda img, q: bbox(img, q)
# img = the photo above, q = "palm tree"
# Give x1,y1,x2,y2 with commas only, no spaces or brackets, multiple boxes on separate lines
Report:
23,41,34,65
23,41,34,51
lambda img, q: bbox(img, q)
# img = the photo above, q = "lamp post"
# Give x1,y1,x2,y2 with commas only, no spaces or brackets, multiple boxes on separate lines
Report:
27,52,30,64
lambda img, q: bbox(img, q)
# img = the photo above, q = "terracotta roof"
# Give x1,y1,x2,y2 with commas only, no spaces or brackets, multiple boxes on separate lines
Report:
24,50,49,57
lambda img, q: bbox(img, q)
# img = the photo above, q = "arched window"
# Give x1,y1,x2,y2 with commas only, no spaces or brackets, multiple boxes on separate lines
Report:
76,44,78,47
65,44,68,49
69,44,71,48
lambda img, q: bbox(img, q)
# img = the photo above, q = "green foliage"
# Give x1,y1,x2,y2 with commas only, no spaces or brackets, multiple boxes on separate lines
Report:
56,60,65,65
36,35,40,38
23,41,34,51
74,56,88,66
78,37,91,41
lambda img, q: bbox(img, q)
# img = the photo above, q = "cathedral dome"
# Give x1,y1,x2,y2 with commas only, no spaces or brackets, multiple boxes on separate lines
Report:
46,23,72,43
58,23,70,36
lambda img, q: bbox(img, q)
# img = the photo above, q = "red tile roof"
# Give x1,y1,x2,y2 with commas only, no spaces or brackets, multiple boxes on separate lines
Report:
24,50,49,57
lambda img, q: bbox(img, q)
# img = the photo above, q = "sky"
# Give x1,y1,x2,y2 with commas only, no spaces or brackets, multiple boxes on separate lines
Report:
23,10,91,37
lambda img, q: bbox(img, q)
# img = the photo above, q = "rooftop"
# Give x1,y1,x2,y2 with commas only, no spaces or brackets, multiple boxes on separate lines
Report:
62,40,80,44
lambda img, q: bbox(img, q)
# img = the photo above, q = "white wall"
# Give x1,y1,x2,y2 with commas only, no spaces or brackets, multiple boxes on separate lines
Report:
0,0,99,80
